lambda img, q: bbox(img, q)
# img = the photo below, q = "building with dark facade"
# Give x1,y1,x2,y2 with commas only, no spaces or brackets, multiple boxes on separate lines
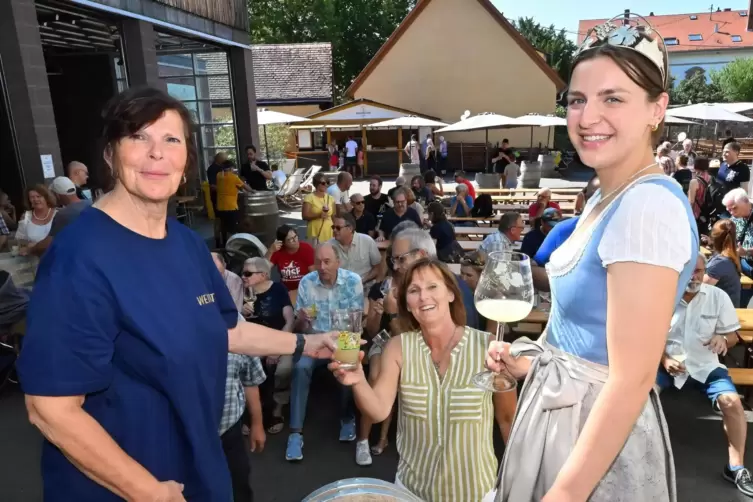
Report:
0,0,259,205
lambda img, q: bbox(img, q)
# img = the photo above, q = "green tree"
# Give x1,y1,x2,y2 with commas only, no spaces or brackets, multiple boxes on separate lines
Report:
248,0,416,100
258,124,291,167
670,69,725,105
711,58,753,102
512,17,576,83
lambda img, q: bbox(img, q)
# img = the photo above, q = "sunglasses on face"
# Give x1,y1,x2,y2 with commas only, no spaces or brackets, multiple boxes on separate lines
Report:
332,225,346,231
316,180,327,186
242,271,262,277
353,200,364,205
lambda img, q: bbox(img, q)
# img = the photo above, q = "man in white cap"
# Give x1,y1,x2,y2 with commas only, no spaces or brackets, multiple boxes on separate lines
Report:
31,177,92,256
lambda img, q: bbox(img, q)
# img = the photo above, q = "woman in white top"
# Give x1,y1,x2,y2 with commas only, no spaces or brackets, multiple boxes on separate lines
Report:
17,184,57,256
487,14,697,501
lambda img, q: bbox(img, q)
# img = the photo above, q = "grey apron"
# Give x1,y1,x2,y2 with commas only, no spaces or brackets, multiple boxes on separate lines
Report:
495,337,676,502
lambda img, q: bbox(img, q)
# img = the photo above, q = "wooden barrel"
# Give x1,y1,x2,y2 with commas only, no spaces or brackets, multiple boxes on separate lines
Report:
303,477,423,501
518,161,541,189
399,163,421,180
475,172,499,189
238,191,280,246
538,154,556,178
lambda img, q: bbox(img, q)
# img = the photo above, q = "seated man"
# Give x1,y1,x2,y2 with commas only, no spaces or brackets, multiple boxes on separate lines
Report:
657,255,753,497
520,208,560,258
286,243,364,462
32,177,92,256
330,213,381,289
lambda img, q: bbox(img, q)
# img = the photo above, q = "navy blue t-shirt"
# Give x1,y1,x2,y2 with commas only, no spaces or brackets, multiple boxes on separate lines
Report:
17,208,238,501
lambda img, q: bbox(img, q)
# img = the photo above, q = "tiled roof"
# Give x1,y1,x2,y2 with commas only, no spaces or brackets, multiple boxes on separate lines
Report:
578,9,753,52
252,43,333,104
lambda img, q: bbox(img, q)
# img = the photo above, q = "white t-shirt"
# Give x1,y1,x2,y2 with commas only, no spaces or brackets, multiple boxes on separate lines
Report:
345,140,358,158
326,184,350,205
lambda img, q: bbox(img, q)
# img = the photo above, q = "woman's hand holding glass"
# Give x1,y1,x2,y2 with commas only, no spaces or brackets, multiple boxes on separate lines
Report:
329,351,367,386
486,341,532,380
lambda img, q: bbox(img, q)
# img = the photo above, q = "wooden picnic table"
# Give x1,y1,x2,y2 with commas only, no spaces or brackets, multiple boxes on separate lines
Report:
476,188,583,194
174,195,196,204
523,307,753,330
490,195,578,203
377,239,519,252
492,203,576,213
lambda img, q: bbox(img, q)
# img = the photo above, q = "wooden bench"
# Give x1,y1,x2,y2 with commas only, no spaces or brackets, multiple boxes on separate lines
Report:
476,188,583,195
729,368,753,386
490,195,578,203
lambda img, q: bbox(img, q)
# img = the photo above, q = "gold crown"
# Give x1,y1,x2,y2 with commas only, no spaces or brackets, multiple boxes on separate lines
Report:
576,13,667,86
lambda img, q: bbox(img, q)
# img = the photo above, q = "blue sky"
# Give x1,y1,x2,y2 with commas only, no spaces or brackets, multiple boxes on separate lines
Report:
490,0,750,39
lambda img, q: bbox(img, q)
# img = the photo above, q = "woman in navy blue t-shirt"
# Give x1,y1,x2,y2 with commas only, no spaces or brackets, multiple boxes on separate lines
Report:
17,87,336,502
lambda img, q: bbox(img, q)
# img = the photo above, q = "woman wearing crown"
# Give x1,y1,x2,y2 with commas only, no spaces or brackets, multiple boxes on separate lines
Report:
486,14,698,502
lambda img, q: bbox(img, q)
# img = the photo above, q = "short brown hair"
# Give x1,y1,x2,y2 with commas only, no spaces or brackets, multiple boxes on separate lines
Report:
100,86,197,189
370,174,383,186
396,258,467,331
25,184,57,211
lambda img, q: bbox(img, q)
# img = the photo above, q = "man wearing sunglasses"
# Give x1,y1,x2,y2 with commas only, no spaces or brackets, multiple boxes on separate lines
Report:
350,194,377,238
376,188,422,242
330,214,381,288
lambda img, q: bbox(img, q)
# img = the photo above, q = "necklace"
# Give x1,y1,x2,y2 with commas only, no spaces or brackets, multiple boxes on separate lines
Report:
431,326,463,374
597,162,659,204
32,208,51,221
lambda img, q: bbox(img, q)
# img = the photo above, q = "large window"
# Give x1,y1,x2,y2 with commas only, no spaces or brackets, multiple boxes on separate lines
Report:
158,51,236,178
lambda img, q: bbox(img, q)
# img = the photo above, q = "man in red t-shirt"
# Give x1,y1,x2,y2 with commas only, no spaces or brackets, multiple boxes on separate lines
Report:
454,171,476,200
267,226,316,293
528,188,561,220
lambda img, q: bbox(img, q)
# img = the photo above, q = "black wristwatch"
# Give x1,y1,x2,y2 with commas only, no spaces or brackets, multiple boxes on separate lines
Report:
293,333,305,362
386,313,398,321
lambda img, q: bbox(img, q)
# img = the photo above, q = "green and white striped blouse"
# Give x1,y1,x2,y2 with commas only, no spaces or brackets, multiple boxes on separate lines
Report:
397,326,497,502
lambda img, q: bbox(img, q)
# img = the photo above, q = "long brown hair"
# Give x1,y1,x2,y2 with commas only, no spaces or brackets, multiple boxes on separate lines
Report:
711,219,741,273
396,258,466,331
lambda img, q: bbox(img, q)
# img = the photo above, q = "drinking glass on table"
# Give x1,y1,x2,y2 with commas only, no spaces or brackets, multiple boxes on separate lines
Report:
331,308,363,370
472,251,535,393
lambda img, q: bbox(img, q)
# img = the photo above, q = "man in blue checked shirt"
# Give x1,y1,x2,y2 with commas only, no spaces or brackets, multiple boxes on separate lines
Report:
285,243,364,462
219,316,266,502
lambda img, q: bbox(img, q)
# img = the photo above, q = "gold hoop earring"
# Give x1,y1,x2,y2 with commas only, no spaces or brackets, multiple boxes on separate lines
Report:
181,174,187,185
651,123,659,132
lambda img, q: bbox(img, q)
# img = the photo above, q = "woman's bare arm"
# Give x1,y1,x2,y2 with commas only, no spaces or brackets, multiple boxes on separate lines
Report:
301,202,316,221
545,262,679,500
352,336,402,422
687,179,698,205
26,395,166,500
282,306,295,332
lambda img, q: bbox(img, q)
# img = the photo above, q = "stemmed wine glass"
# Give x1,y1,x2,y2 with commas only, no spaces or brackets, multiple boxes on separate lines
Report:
243,286,256,319
472,251,535,393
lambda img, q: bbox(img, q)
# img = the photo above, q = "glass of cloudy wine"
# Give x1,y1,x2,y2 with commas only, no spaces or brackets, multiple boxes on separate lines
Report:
472,251,535,393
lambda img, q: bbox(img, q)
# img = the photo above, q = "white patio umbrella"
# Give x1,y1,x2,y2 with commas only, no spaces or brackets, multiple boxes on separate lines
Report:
666,103,752,154
367,115,448,128
436,113,517,170
663,115,697,125
665,103,753,122
256,109,310,160
720,102,753,115
510,114,567,149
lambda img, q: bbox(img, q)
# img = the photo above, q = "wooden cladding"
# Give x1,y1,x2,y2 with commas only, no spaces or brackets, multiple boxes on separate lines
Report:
153,0,248,30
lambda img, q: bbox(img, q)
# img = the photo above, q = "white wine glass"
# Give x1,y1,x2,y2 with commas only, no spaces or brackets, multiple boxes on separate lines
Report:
472,251,535,393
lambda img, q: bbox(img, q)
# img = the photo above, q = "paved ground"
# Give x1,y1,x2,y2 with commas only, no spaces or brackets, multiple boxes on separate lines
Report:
2,378,753,501
3,169,753,501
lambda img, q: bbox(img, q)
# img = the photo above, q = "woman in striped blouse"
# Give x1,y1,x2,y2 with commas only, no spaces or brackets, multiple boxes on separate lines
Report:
330,258,501,502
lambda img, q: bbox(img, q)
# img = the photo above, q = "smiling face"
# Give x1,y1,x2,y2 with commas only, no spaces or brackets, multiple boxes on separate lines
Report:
567,55,667,172
107,110,187,204
405,266,455,326
28,190,48,210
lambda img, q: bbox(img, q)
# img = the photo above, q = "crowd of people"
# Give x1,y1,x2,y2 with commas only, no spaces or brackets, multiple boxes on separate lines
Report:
9,10,753,502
